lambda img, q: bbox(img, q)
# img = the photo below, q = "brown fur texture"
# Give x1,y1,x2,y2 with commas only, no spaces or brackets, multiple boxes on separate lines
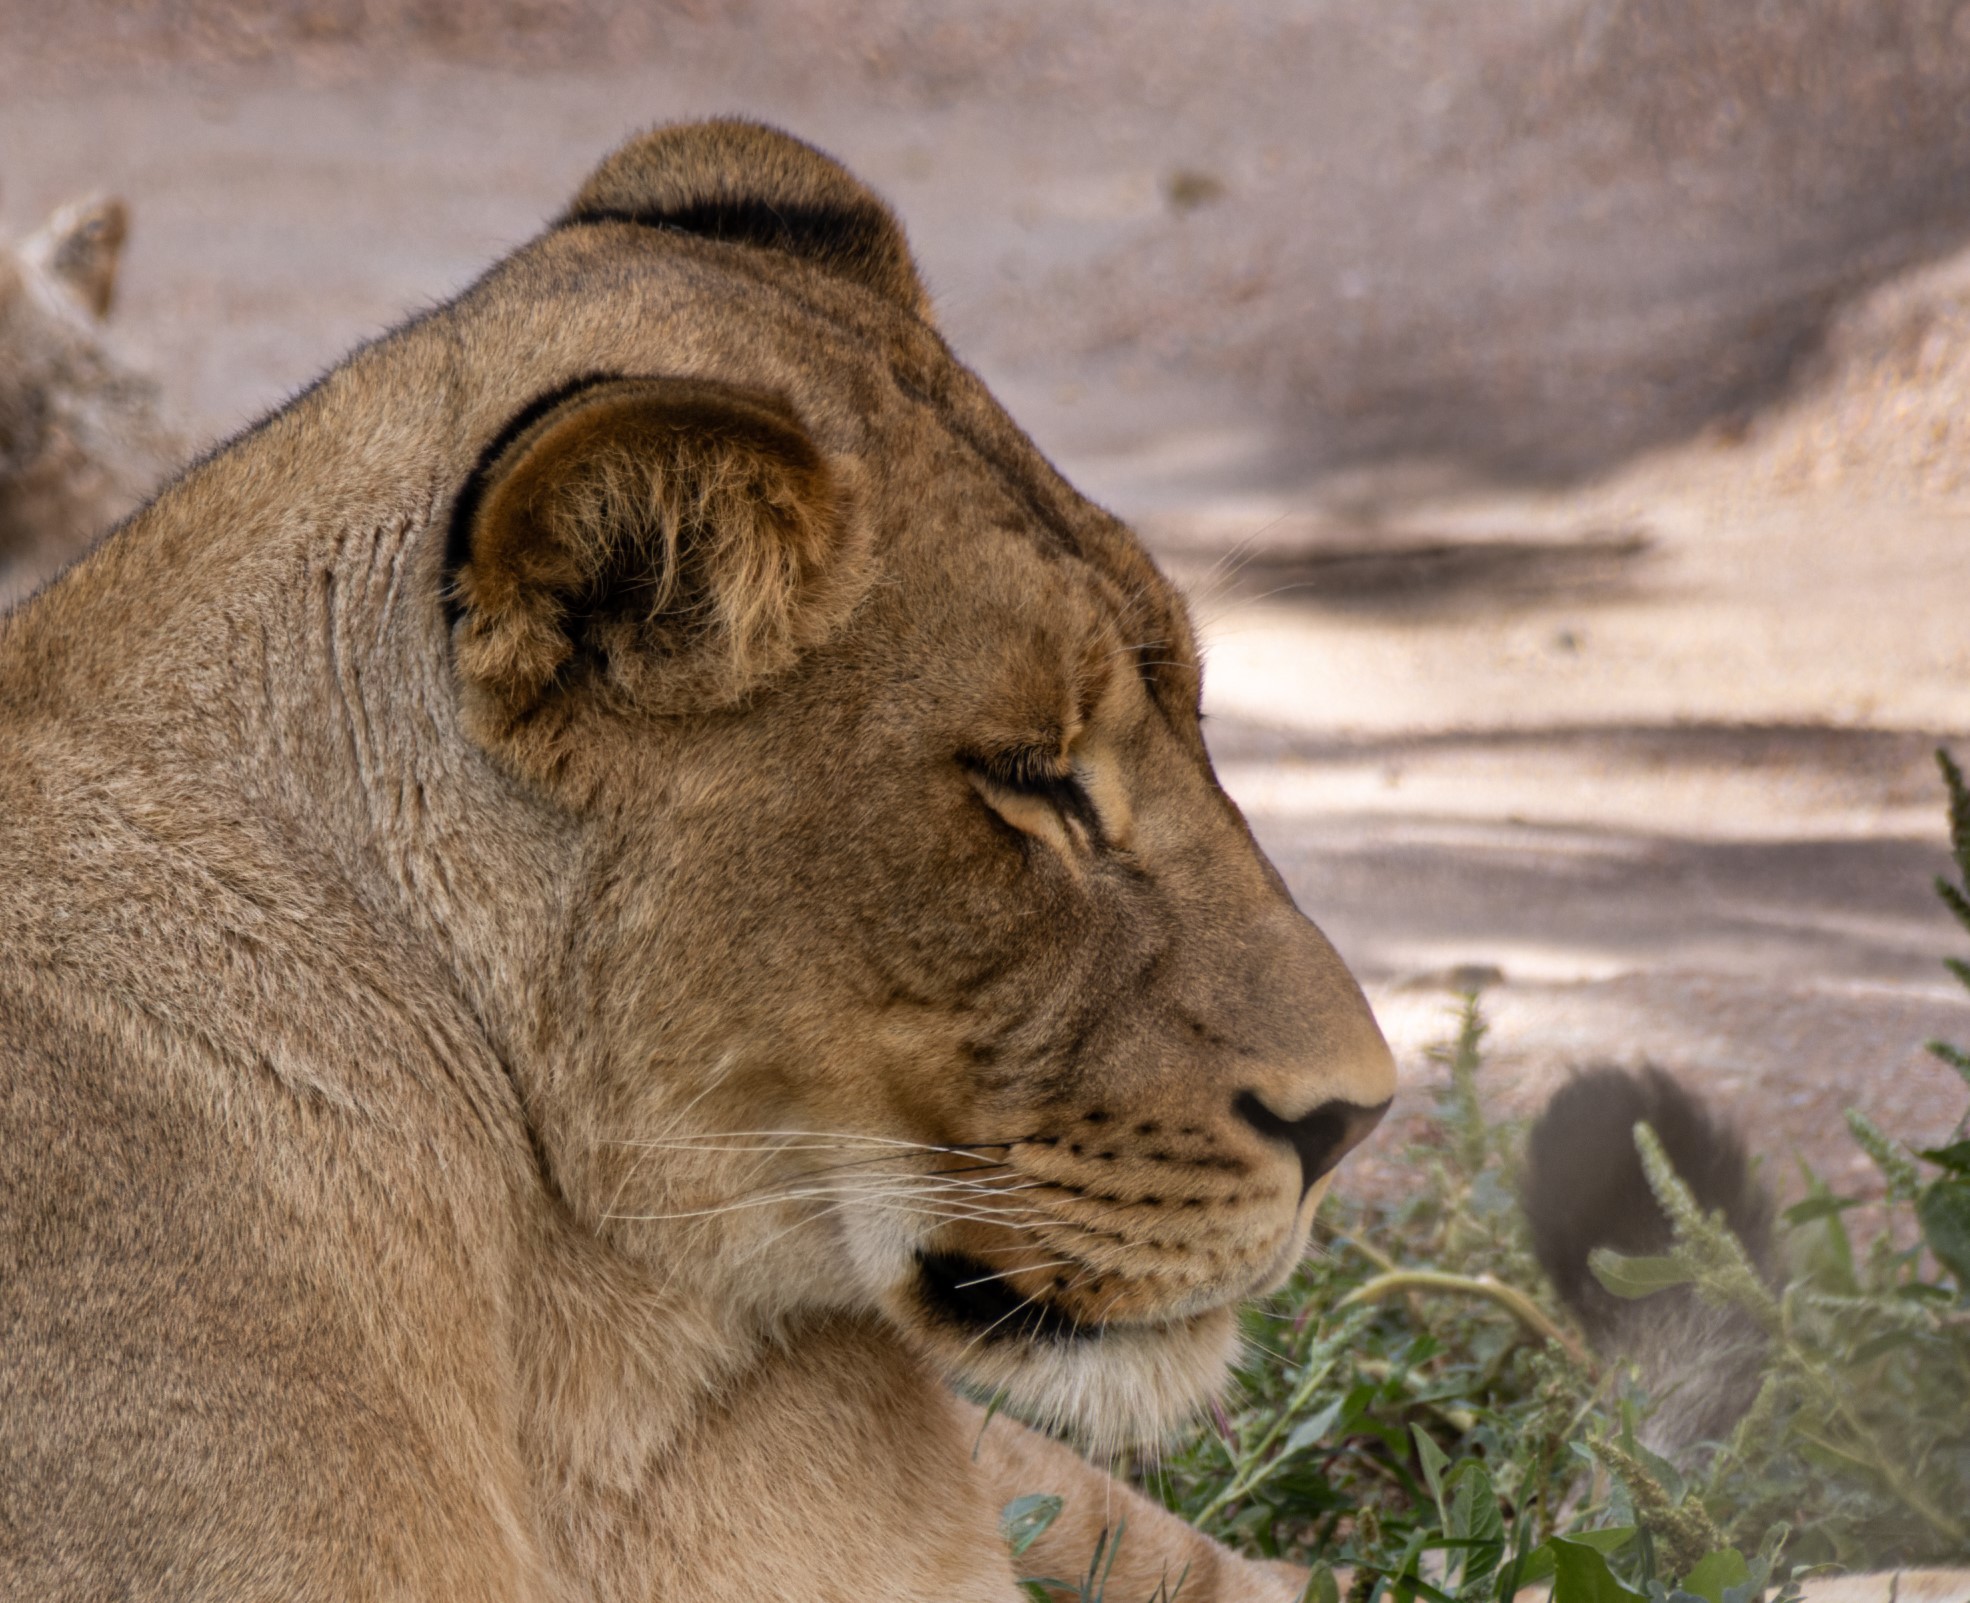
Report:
0,120,1396,1600
0,193,179,609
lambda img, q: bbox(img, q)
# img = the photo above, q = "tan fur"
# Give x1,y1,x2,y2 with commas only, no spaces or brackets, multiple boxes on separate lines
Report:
0,121,1395,1601
0,193,178,608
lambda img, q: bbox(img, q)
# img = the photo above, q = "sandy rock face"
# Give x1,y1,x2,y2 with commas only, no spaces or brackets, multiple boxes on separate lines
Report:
0,195,179,610
1755,244,1970,499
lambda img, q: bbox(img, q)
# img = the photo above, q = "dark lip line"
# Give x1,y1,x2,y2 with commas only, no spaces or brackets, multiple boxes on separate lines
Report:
915,1249,1096,1344
914,1249,1229,1345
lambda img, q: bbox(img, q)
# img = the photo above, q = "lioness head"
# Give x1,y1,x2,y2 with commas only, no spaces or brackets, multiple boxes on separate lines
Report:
22,122,1385,1450
428,123,1396,1445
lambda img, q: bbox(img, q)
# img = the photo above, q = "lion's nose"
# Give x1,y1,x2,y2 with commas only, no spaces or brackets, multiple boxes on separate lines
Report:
1233,1092,1392,1194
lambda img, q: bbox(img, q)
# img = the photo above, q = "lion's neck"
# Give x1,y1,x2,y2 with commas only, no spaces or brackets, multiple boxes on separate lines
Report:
1,374,571,1117
0,384,887,1470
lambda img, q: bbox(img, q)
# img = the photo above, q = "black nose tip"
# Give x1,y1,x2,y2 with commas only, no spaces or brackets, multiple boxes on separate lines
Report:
1233,1092,1392,1194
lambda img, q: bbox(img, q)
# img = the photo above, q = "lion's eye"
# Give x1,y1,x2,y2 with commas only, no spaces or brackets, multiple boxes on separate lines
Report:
961,752,1104,848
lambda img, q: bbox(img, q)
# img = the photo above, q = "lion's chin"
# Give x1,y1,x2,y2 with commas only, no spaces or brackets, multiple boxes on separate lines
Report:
934,1304,1242,1453
889,1254,1242,1452
839,1207,1247,1450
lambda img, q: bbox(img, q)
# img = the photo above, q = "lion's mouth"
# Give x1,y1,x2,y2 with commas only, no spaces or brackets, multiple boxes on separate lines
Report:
914,1250,1099,1344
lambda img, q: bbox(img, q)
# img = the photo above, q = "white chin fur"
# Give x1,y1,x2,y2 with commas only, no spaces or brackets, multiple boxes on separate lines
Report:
842,1204,1243,1452
928,1306,1241,1455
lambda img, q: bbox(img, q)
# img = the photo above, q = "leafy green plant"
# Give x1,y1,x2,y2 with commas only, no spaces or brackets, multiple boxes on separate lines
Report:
1646,751,1970,1568
1103,749,1970,1602
1138,993,1628,1603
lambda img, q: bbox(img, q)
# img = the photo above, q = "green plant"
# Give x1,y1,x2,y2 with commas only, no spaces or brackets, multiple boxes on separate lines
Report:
1138,992,1632,1603
1079,749,1970,1603
1640,750,1970,1568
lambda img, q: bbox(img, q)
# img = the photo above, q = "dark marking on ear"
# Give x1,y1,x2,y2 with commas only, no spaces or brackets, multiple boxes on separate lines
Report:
442,371,625,626
561,120,928,317
567,200,892,286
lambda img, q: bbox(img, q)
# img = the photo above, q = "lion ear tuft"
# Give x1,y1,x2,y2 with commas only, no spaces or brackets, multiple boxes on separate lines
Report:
562,119,929,321
23,195,128,321
449,375,868,750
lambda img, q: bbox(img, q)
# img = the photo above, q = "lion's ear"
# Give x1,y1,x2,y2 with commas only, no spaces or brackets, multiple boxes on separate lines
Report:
562,119,929,321
449,376,867,747
23,195,128,320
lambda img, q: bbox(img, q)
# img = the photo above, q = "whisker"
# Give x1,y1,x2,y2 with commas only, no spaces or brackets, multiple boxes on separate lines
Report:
951,1285,1053,1363
785,1153,1013,1185
607,1129,1029,1157
949,1258,1077,1290
607,1136,1028,1211
1181,517,1288,626
602,1051,744,1219
606,1178,1061,1229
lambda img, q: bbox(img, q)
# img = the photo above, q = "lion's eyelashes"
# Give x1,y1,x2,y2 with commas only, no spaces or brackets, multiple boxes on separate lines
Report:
959,750,1104,845
960,745,1063,790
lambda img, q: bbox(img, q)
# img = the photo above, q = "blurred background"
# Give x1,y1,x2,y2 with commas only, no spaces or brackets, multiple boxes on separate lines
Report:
6,0,1970,1191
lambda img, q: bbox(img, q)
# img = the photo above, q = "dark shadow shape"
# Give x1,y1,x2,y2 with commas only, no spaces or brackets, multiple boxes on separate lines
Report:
1202,718,1965,773
1207,527,1652,615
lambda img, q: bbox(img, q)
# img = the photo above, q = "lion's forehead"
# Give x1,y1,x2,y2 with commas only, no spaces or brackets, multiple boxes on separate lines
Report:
454,222,934,442
442,224,1200,694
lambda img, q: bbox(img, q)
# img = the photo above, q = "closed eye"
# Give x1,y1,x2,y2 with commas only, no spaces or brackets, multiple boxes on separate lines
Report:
960,751,1104,847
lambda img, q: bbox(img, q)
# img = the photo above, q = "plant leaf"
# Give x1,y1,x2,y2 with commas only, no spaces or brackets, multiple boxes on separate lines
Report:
1411,1423,1452,1529
1566,1528,1640,1557
1282,1399,1347,1459
1916,1178,1970,1284
1448,1462,1506,1544
1589,1250,1694,1299
1447,1460,1505,1586
1782,1195,1860,1225
1000,1494,1063,1559
1926,1037,1970,1089
1302,1565,1342,1603
1681,1548,1751,1603
1511,1543,1558,1596
1917,1141,1970,1176
1548,1535,1647,1603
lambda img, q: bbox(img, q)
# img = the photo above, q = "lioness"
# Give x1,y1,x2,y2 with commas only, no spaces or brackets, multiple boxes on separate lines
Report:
0,192,177,609
0,121,1395,1601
